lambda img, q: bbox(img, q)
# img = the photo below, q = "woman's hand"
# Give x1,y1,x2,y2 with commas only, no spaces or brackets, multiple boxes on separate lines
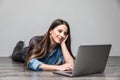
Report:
61,35,68,46
56,63,74,71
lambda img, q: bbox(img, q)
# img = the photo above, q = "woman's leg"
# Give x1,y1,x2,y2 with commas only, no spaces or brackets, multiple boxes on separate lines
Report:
11,41,24,62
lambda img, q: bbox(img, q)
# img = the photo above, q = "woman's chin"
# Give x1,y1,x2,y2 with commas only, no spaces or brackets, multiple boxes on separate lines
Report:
55,40,62,44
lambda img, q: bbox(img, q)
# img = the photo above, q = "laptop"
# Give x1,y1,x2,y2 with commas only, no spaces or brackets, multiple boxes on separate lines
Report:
53,44,112,77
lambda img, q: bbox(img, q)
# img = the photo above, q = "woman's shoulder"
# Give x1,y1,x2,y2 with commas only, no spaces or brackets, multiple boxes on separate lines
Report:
31,35,43,40
29,35,43,46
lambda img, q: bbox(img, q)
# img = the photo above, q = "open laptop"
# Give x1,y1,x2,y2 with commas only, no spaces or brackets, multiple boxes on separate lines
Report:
53,44,112,77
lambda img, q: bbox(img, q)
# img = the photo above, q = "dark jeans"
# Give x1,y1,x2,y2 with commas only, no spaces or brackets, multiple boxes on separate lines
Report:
11,47,29,63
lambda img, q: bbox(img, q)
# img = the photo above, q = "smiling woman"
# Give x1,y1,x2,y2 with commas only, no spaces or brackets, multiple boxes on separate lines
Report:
11,19,75,71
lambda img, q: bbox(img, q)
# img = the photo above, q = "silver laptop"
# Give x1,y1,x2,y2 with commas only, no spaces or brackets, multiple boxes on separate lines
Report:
53,44,112,77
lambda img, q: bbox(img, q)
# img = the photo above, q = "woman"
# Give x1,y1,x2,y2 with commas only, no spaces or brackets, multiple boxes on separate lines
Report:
11,19,75,71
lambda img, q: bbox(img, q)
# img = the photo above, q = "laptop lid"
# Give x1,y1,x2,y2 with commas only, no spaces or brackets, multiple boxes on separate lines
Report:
72,44,111,76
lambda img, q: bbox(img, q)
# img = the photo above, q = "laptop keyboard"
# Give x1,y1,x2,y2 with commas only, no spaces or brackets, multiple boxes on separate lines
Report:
65,71,72,74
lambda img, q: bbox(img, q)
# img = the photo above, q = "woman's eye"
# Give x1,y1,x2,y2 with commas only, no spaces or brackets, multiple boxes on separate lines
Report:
58,29,68,35
58,30,62,33
64,32,67,35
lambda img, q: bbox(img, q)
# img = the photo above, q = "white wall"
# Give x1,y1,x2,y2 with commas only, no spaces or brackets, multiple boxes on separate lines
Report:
0,0,120,57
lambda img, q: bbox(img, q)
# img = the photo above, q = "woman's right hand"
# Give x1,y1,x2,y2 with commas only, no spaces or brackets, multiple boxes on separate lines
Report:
56,63,73,71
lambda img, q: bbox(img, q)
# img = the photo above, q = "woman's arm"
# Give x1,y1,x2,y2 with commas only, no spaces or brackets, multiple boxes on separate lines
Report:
28,58,73,71
39,63,73,71
60,35,74,66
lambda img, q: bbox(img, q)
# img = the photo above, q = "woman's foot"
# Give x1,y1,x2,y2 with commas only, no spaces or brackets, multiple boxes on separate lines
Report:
12,41,24,53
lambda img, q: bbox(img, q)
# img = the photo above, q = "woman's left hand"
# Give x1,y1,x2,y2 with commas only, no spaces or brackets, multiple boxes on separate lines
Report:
61,35,68,45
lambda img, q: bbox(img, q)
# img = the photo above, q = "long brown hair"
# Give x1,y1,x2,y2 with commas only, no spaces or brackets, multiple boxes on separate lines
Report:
24,19,74,69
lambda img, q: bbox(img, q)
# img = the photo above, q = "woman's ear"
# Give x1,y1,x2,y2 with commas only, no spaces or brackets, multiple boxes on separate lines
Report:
49,30,52,34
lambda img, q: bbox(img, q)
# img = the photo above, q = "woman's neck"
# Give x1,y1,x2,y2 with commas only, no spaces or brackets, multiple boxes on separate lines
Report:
49,35,57,52
49,40,57,53
50,41,57,48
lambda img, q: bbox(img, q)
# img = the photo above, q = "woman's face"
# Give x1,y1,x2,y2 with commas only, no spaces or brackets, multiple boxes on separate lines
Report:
49,24,68,44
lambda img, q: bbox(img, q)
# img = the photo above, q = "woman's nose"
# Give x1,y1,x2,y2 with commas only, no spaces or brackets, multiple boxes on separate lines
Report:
60,33,65,38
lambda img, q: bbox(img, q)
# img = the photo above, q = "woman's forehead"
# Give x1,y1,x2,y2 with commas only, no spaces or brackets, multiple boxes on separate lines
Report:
54,25,68,31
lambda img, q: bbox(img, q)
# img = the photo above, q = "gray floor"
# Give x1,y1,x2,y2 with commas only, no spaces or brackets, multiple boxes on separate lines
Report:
0,56,120,80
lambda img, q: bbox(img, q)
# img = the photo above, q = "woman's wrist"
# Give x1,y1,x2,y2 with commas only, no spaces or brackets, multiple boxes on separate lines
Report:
60,42,66,48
